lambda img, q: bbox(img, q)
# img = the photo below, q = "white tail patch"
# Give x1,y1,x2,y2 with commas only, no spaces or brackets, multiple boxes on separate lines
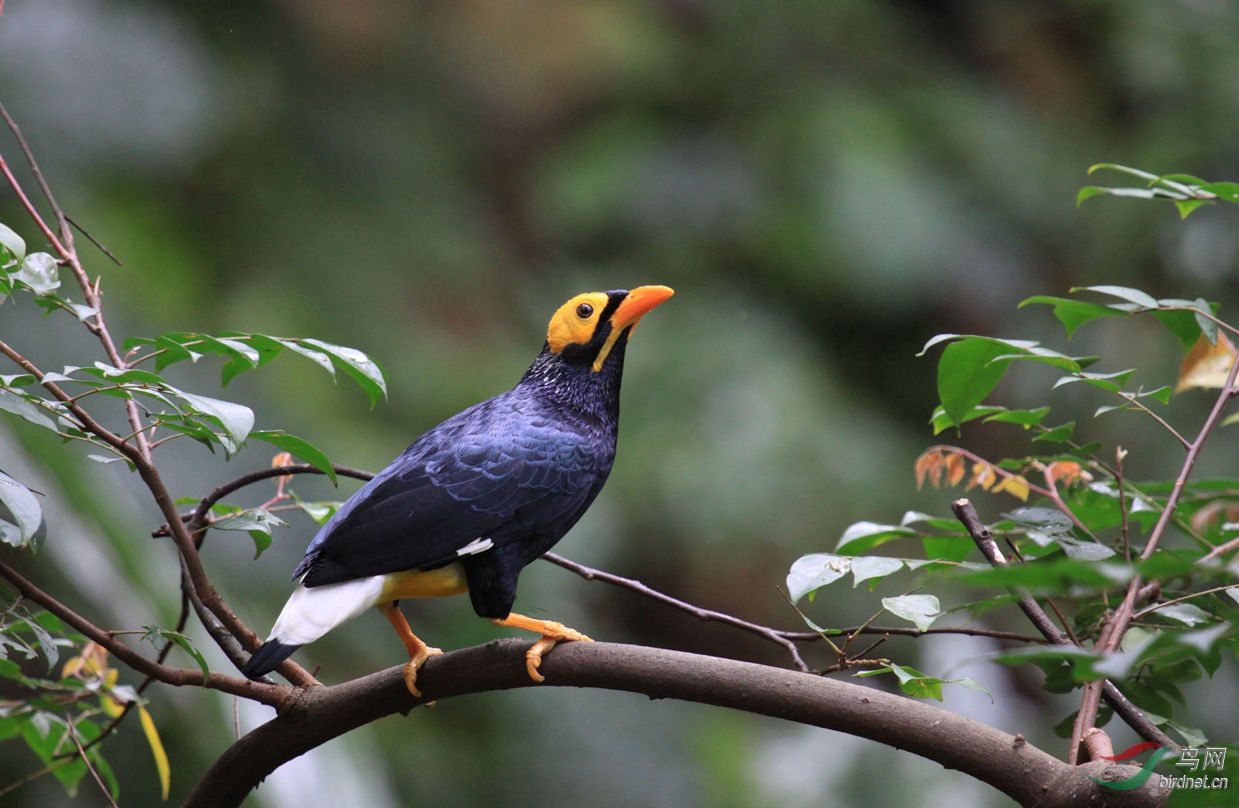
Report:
268,576,388,646
455,537,494,556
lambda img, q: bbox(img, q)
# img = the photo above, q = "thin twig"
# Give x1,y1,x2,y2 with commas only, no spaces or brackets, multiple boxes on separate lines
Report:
541,552,811,672
64,213,121,266
64,713,121,808
0,558,289,707
950,498,1174,753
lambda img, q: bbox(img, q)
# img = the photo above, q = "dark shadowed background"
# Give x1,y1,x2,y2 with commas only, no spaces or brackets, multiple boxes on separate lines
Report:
2,2,1238,806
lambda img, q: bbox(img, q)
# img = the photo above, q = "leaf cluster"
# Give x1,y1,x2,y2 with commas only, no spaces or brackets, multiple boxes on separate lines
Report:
790,278,1239,750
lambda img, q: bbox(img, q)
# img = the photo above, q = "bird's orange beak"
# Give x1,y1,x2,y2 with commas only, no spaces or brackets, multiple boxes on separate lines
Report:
611,285,675,332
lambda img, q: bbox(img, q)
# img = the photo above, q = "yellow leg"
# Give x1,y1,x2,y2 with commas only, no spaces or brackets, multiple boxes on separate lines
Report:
490,612,593,683
379,602,441,697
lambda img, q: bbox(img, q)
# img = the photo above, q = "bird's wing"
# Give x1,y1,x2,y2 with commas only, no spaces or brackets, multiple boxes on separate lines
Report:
296,398,611,586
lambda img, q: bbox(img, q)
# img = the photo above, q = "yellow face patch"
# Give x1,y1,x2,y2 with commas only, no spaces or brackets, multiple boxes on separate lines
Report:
546,292,610,355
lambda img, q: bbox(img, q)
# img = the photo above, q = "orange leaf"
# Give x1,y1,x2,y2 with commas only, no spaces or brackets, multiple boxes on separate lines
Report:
944,452,966,487
915,450,943,489
1177,331,1237,392
1047,461,1091,487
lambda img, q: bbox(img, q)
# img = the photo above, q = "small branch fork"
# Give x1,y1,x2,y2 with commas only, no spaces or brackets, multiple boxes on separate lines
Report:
951,498,1175,756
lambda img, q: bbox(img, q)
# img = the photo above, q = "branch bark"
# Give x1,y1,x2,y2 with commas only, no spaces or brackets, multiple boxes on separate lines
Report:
186,639,1168,808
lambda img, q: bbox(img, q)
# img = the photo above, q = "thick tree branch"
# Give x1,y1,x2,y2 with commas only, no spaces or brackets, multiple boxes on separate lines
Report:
186,639,1168,808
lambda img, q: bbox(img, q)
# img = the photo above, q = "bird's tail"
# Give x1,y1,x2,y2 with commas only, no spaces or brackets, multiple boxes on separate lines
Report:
243,640,301,678
241,575,390,679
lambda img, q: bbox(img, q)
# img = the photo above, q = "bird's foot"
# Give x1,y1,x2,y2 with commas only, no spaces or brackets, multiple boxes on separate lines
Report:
401,643,443,697
490,614,593,683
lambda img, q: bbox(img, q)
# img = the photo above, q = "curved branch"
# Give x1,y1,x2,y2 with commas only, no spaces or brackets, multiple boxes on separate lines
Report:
186,639,1168,808
0,558,289,707
186,463,372,533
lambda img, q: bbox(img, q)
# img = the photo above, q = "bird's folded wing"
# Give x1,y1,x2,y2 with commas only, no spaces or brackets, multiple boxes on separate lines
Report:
297,406,609,586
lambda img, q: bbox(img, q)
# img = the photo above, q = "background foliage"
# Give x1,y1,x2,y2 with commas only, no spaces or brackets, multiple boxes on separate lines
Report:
2,2,1239,806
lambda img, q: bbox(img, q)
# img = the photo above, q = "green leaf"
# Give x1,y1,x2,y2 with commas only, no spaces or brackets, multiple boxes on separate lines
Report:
279,339,336,374
298,339,388,406
292,496,339,525
874,663,944,700
919,535,975,562
835,521,917,553
930,404,1006,434
0,388,59,431
1077,185,1164,205
956,557,1131,589
174,391,255,454
1152,603,1213,627
1199,181,1239,202
850,556,904,587
13,252,60,295
1073,285,1160,310
1086,163,1161,183
1053,369,1135,393
1175,198,1213,219
1152,307,1208,350
881,594,941,631
1033,421,1076,443
1020,296,1125,338
983,407,1051,427
0,469,45,549
0,222,27,262
212,508,287,559
152,629,211,681
1192,298,1218,345
786,553,852,602
251,429,338,485
936,338,1013,428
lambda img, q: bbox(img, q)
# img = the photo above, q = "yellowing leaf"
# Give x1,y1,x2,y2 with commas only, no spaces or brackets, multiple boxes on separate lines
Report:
100,668,126,717
968,462,995,491
992,475,1031,501
1177,330,1237,392
139,704,171,800
62,641,110,679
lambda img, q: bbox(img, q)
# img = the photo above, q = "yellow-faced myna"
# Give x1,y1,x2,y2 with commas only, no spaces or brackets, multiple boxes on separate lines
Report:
243,286,674,694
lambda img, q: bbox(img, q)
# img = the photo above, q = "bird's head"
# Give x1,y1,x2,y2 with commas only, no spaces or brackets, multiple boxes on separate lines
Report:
545,285,675,372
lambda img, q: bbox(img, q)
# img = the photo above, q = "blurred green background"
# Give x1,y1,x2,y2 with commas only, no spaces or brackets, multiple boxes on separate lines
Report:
2,1,1238,806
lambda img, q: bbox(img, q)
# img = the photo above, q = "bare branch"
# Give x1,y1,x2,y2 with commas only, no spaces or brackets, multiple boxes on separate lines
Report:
186,640,1169,808
541,551,810,671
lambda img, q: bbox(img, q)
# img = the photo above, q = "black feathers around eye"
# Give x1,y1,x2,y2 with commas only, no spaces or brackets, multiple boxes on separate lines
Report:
576,303,594,318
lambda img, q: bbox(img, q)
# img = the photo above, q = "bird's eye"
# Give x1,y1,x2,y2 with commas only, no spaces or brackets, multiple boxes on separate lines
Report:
575,303,594,319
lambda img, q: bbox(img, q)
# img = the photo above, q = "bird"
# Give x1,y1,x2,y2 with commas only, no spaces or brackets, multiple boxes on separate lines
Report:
243,285,674,695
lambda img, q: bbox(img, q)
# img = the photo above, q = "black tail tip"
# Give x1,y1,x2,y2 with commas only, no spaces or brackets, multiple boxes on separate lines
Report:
242,640,300,679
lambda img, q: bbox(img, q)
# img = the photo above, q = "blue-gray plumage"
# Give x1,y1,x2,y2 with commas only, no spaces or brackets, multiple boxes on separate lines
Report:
244,286,673,693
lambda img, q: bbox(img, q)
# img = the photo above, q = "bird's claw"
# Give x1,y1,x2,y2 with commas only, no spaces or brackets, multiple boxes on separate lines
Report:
402,644,443,697
524,623,593,683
